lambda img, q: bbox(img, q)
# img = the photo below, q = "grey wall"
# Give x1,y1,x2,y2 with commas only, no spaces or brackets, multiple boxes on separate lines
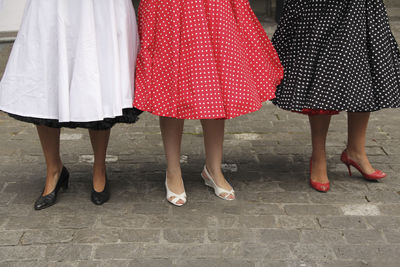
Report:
385,0,400,8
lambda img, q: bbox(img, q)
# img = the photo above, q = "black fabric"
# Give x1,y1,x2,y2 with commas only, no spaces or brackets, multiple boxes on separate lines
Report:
272,0,400,113
6,108,143,130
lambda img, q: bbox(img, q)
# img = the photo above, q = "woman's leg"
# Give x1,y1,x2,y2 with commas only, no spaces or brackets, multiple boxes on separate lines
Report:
201,119,234,199
36,125,63,196
88,129,110,192
309,115,332,183
160,117,186,205
346,112,375,174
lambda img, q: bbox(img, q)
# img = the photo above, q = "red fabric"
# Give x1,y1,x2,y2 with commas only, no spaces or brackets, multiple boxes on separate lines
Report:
133,0,284,120
296,109,340,116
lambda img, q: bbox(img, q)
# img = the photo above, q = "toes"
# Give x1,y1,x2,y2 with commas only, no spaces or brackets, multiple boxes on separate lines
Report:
168,196,186,205
220,192,228,199
219,192,235,200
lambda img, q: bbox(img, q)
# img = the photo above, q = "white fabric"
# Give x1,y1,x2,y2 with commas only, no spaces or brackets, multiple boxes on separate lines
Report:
0,0,139,122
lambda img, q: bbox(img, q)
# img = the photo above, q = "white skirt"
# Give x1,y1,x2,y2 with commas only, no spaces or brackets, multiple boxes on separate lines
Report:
0,0,139,123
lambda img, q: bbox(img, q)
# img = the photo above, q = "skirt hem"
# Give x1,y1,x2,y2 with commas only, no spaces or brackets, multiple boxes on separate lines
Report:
273,104,400,115
2,108,142,130
134,103,268,120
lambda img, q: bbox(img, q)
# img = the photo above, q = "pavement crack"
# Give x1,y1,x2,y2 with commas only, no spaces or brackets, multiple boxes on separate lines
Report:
281,204,289,215
18,231,25,245
316,217,323,229
365,195,371,202
380,146,389,156
0,182,8,193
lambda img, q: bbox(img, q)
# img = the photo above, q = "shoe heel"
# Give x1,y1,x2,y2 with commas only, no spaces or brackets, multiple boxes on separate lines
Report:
341,151,352,177
61,176,69,190
345,164,352,176
204,179,212,188
201,173,213,188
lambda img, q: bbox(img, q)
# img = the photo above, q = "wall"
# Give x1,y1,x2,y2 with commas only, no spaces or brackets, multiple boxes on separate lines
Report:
0,0,274,33
0,0,398,33
0,0,26,32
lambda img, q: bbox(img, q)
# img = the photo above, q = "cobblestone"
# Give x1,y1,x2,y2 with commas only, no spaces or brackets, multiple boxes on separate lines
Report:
0,231,22,246
343,230,385,244
317,216,369,230
284,204,343,216
22,229,75,245
45,244,92,261
383,230,400,243
300,230,346,244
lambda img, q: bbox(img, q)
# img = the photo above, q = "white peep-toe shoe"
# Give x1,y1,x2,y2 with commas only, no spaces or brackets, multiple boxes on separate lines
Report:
165,175,187,207
201,166,235,200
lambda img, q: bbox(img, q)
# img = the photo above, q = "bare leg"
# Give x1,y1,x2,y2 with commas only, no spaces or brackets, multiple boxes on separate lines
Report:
309,115,332,184
160,117,185,205
201,119,234,199
346,112,375,174
36,125,63,196
88,129,110,192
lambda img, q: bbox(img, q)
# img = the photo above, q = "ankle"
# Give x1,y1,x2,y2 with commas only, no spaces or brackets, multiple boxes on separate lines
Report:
46,163,63,177
93,162,106,172
205,164,223,177
310,156,327,171
167,168,182,179
311,155,327,165
345,147,366,160
92,163,106,179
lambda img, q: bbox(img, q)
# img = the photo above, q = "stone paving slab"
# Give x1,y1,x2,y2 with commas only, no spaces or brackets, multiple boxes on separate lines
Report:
0,14,399,267
0,106,399,266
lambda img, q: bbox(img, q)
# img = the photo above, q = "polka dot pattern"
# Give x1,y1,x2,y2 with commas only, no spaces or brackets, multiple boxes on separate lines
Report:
272,0,400,113
133,0,283,120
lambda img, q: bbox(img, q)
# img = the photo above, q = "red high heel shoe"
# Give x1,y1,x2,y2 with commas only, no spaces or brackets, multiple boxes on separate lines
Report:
340,150,386,180
309,159,330,192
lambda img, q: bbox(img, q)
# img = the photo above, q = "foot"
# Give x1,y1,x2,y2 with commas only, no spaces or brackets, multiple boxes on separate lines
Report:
42,163,64,196
310,158,329,184
35,166,70,210
345,149,376,175
166,170,186,205
93,166,106,193
202,166,235,200
91,174,110,205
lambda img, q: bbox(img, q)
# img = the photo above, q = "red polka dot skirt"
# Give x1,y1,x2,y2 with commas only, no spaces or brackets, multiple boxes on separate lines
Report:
133,0,284,120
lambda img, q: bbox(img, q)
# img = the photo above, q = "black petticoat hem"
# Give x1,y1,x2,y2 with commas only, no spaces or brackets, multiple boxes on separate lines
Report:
4,108,143,130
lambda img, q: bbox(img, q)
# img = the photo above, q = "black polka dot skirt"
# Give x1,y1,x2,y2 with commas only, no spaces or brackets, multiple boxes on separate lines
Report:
272,0,400,114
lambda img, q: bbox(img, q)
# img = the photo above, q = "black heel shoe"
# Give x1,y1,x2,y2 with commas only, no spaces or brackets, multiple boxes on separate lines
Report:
34,167,69,210
91,175,110,205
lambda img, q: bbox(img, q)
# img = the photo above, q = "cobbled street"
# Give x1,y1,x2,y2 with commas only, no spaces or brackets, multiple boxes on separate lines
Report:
0,7,400,267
